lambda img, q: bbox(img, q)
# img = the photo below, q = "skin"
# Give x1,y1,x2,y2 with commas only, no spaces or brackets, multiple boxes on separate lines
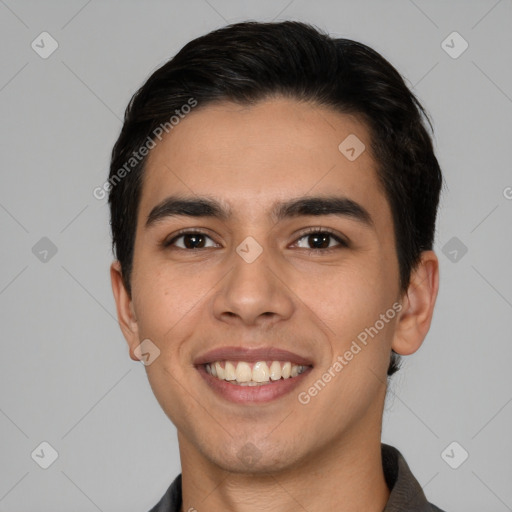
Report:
111,97,439,512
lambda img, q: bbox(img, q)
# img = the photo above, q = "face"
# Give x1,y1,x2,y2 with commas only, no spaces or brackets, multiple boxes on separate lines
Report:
112,97,423,474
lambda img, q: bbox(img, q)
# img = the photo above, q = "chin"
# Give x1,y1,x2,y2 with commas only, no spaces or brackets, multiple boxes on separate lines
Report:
204,438,306,475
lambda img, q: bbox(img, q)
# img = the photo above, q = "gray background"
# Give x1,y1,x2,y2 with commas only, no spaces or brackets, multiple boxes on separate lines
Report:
1,0,511,511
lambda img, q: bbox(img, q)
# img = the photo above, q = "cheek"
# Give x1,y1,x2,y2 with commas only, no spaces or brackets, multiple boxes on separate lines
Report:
131,263,209,344
301,261,393,328
295,257,398,368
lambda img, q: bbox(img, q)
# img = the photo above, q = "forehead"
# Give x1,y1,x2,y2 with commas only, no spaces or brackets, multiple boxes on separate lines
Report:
138,97,389,227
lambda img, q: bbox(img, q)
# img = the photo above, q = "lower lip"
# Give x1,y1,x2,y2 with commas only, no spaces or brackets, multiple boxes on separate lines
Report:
197,365,312,404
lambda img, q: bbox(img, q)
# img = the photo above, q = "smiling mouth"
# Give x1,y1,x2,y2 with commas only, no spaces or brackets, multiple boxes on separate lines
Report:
204,360,310,386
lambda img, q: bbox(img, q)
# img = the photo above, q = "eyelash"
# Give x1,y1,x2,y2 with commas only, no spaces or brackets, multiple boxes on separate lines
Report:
161,227,349,254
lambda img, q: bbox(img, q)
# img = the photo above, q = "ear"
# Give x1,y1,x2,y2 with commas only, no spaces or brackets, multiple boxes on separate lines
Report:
110,260,140,361
392,250,439,356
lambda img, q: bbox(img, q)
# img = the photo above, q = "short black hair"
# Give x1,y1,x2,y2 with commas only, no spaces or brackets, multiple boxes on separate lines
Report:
108,21,443,377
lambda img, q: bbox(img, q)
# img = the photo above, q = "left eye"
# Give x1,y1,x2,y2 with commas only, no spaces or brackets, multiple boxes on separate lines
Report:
294,231,347,250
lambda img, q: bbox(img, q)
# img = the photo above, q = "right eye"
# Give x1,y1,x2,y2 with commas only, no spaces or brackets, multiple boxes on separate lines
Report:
163,230,219,250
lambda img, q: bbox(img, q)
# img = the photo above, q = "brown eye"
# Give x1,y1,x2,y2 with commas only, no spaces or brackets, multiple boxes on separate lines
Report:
294,230,348,251
164,231,217,249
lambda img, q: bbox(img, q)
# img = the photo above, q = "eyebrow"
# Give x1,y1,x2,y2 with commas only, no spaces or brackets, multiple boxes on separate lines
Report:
145,195,374,229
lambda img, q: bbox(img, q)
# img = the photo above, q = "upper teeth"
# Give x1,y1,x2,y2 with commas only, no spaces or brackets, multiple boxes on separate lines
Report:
205,361,307,385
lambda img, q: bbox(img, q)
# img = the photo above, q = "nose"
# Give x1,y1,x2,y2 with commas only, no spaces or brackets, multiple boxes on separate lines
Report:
212,243,295,328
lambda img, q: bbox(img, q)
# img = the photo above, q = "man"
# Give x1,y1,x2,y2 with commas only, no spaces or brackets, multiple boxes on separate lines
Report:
108,21,445,511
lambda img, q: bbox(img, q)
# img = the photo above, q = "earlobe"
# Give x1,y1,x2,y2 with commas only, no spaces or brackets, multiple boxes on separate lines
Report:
391,251,439,356
110,261,140,361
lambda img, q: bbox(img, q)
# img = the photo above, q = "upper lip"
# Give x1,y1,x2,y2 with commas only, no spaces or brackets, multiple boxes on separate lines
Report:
194,346,314,367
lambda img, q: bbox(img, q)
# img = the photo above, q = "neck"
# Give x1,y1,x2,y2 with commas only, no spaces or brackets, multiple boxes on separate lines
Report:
178,410,390,512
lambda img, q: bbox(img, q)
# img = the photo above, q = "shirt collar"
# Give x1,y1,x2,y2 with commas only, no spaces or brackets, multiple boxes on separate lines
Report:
381,443,437,511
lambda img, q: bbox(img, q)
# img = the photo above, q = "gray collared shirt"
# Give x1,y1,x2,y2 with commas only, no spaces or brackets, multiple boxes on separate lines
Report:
149,443,446,511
